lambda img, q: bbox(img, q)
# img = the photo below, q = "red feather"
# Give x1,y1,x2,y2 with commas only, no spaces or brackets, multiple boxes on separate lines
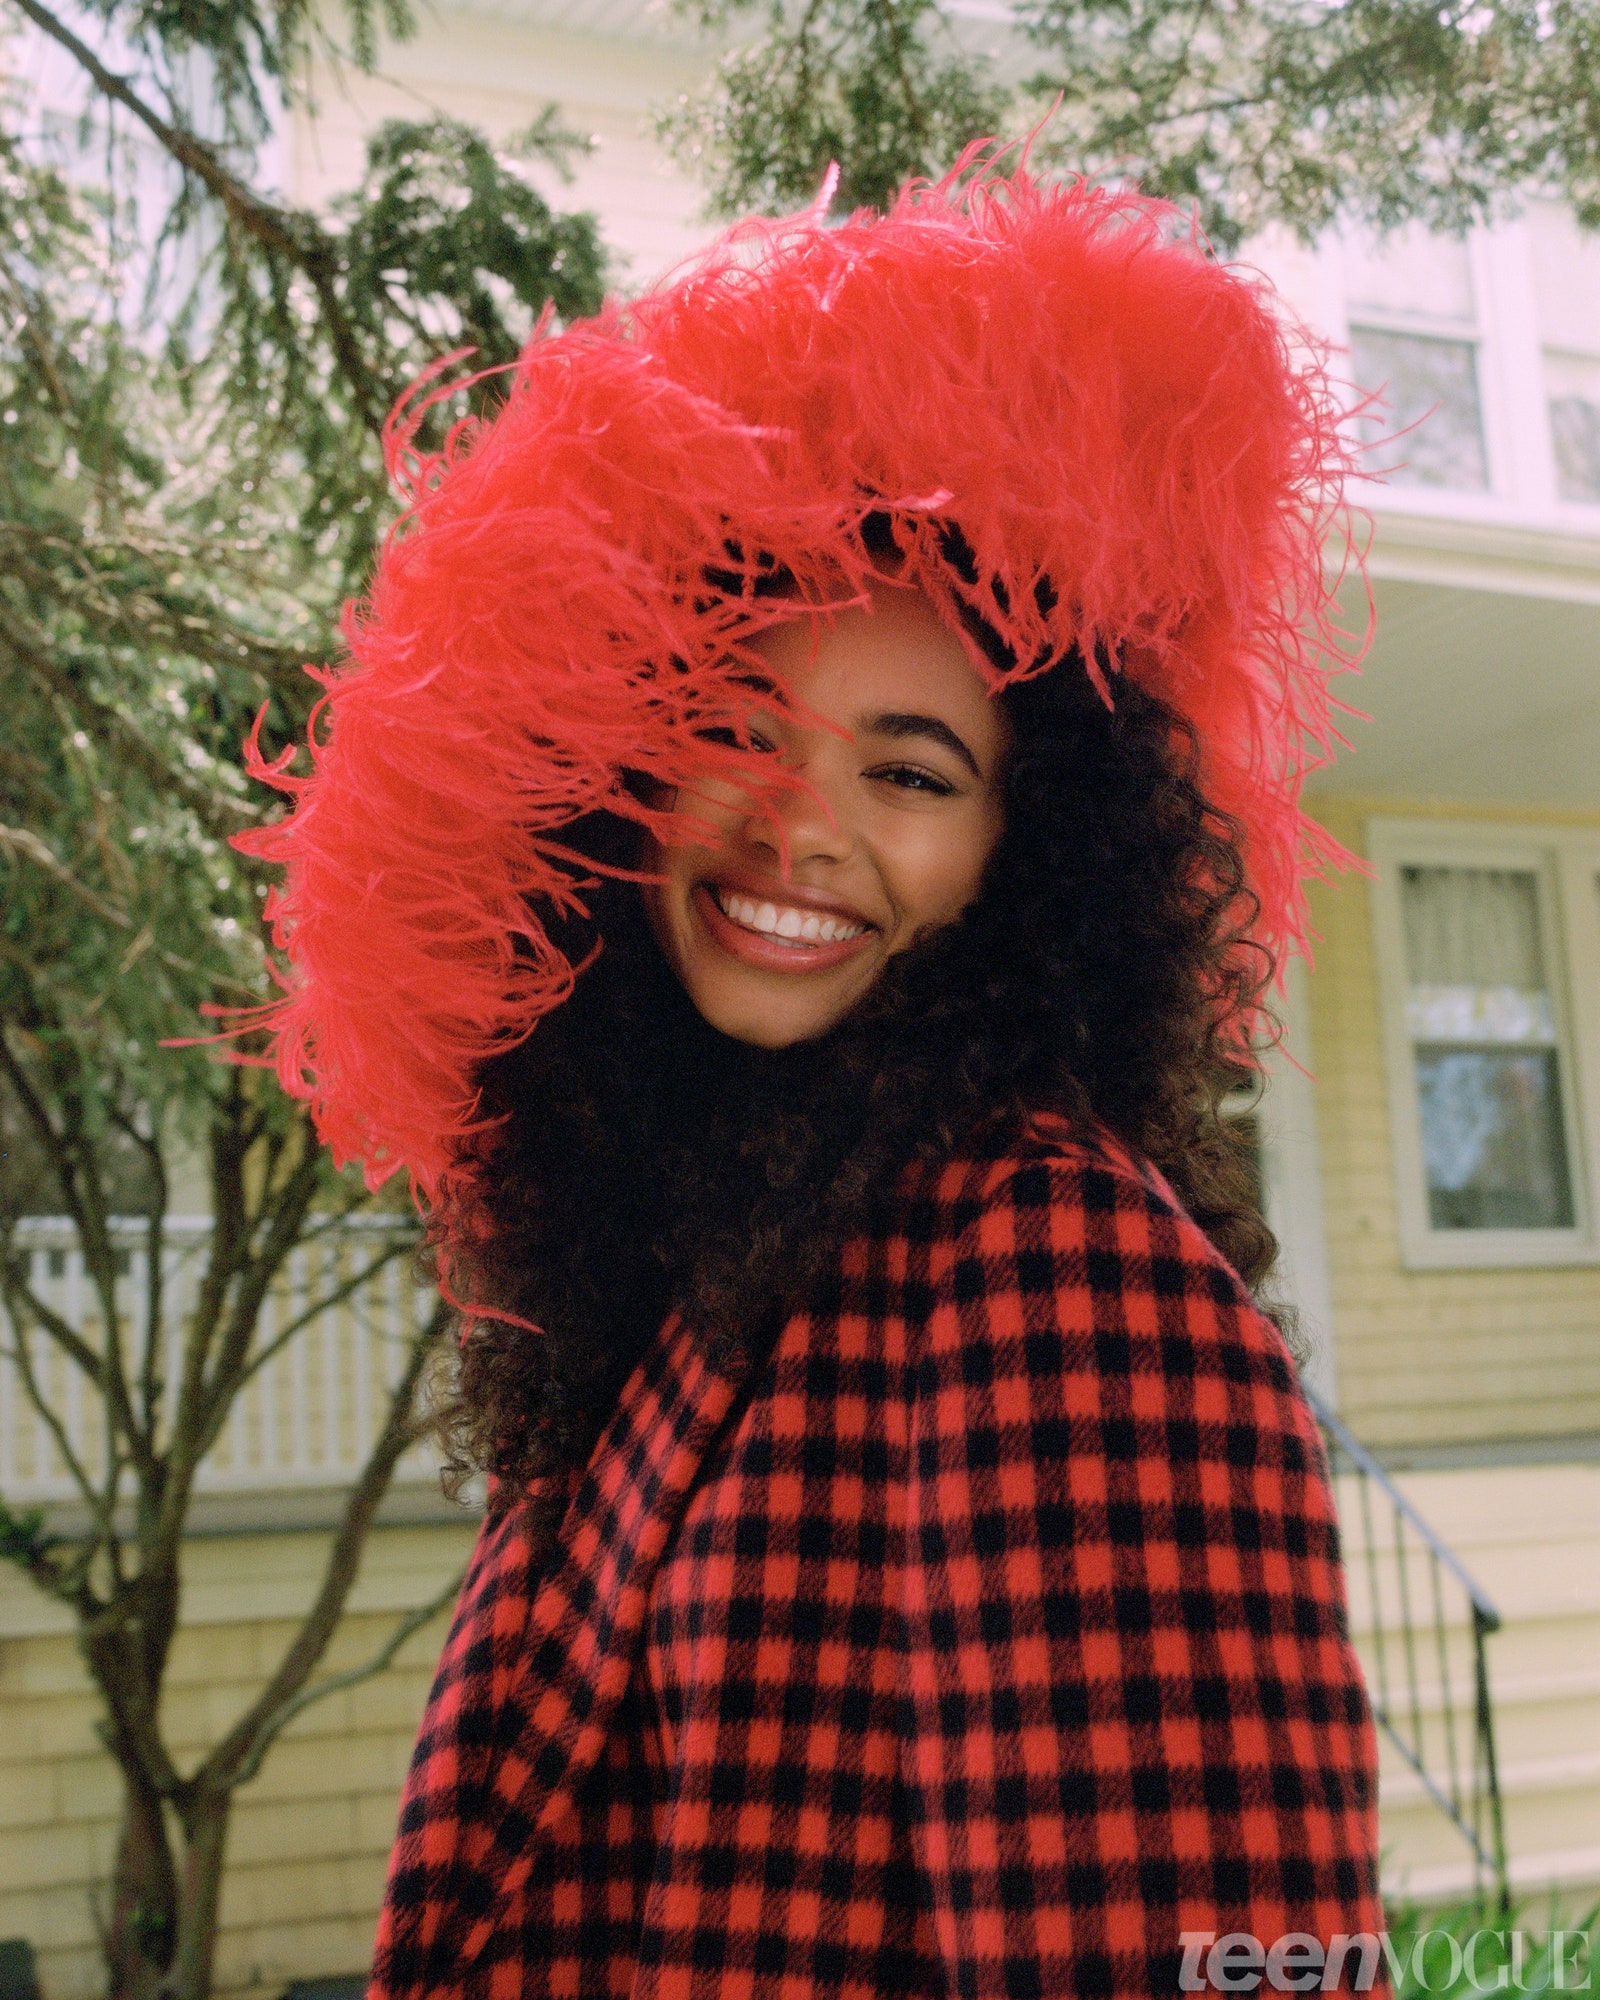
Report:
232,158,1369,1213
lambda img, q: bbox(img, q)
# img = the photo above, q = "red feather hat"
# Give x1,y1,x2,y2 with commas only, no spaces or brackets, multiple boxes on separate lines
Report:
234,154,1366,1208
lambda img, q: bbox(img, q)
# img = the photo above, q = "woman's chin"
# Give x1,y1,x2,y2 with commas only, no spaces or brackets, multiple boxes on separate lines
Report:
684,967,875,1049
642,879,888,1047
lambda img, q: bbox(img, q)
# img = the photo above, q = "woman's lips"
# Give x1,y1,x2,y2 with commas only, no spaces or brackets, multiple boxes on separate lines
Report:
693,881,878,974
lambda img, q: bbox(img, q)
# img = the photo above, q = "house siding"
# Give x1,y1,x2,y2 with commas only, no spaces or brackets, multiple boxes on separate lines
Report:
0,1521,473,2000
1307,794,1600,1448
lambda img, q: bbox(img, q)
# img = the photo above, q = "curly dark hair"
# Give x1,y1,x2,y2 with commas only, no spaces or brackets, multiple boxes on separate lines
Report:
427,622,1297,1571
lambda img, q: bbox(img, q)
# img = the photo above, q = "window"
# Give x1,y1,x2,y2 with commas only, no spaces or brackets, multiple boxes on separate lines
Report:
1527,204,1600,507
1343,226,1489,492
1371,821,1600,1267
1400,866,1573,1230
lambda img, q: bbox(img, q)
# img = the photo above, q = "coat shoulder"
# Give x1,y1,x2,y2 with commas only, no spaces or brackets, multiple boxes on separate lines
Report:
892,1112,1217,1261
886,1114,1299,1394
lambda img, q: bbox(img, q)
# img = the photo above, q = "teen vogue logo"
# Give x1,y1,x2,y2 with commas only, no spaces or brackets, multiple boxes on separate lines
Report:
1178,1928,1594,1991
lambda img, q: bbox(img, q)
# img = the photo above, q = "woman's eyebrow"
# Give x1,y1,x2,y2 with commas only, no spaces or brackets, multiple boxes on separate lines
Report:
857,711,984,778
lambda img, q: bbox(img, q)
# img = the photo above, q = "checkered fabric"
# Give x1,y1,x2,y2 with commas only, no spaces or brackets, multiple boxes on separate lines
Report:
370,1120,1387,2000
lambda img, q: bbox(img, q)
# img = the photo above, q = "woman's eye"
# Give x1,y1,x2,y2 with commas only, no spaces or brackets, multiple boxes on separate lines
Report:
870,763,956,796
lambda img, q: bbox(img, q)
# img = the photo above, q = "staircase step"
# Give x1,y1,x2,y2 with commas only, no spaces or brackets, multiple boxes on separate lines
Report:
1382,1744,1600,1800
1347,1614,1600,1687
1357,1664,1600,1755
1382,1840,1600,1911
1378,1750,1600,1875
1324,1459,1599,1916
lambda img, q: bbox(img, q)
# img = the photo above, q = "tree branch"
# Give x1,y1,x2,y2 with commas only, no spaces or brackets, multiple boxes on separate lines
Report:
195,1299,449,1791
0,1121,156,1486
233,1560,466,1785
192,1122,325,1457
0,1495,93,1608
0,600,261,840
0,1320,117,1530
232,1233,417,1395
0,823,137,930
105,1112,171,1441
0,1024,95,1241
80,1612,188,1801
878,0,931,139
0,1265,106,1386
152,1087,257,1553
6,0,389,437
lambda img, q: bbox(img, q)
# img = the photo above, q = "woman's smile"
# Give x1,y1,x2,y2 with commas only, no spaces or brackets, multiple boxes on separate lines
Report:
695,877,876,972
641,577,1011,1047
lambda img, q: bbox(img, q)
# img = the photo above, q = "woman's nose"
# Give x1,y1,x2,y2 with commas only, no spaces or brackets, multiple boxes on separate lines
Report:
743,757,853,867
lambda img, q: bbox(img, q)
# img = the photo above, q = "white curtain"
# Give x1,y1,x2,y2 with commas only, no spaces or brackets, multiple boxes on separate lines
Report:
1399,866,1572,1226
1401,866,1545,991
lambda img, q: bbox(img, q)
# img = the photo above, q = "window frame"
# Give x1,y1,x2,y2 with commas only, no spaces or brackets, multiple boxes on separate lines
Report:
1310,213,1600,528
1369,816,1600,1269
1336,224,1501,504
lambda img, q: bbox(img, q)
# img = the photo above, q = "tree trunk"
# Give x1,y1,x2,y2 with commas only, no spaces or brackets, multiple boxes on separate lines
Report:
106,1767,178,2000
163,1793,232,2000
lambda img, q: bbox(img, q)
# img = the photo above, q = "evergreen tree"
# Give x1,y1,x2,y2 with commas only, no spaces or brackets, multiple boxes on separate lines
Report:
660,0,1600,246
0,7,606,1993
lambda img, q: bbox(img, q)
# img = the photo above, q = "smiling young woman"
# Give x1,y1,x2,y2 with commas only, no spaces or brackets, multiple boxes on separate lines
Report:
239,158,1388,2000
643,578,1010,1047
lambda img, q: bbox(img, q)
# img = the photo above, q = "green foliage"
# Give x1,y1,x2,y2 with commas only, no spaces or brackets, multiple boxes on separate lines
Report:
659,0,1013,215
1384,1896,1598,1996
661,0,1600,247
64,0,417,145
0,129,280,1209
0,5,610,1210
0,15,608,1989
0,1495,53,1570
183,108,607,587
1019,0,1600,247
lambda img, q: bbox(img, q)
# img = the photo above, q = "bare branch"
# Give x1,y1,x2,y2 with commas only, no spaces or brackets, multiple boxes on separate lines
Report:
0,1026,93,1237
152,1092,259,1552
292,1198,406,1250
191,1123,325,1458
196,1300,449,1790
0,1233,156,1490
80,1614,189,1802
1,1320,117,1531
105,1112,171,1439
1,1259,105,1383
233,1561,467,1785
233,1234,417,1394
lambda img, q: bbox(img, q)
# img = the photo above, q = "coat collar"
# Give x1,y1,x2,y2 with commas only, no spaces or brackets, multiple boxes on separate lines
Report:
452,1309,757,1969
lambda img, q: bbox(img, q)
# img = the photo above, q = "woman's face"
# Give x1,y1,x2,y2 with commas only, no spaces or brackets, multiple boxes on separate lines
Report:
641,578,1011,1048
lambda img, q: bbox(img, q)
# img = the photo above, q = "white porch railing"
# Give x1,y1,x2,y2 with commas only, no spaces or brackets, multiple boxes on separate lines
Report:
0,1217,441,1506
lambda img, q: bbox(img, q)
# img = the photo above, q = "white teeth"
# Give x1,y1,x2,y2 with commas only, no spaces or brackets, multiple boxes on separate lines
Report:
715,889,867,945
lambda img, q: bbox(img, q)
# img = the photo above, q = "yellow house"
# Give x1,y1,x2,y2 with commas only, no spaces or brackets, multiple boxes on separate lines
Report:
4,5,1597,1993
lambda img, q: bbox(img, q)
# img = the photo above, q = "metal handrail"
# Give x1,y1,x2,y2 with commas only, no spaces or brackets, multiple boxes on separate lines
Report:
1305,1386,1510,1915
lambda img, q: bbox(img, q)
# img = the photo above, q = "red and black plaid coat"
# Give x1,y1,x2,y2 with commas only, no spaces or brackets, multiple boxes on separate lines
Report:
370,1120,1387,2000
